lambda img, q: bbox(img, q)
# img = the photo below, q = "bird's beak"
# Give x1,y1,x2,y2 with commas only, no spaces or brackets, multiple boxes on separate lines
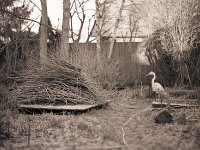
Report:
146,73,150,77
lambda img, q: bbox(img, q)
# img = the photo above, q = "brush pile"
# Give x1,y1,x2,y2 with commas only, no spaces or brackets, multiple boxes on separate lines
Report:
8,60,101,105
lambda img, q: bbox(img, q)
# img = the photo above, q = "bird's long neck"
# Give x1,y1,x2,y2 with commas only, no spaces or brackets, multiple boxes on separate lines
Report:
152,74,156,85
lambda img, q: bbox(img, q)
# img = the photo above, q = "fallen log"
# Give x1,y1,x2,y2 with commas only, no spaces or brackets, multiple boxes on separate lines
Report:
152,101,199,108
167,89,198,99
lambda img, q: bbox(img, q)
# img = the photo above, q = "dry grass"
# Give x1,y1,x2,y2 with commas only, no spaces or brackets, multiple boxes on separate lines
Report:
0,46,200,149
69,43,121,89
0,88,200,150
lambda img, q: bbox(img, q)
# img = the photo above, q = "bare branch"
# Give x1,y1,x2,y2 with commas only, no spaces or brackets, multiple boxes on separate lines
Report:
86,18,96,43
0,8,57,32
29,0,41,11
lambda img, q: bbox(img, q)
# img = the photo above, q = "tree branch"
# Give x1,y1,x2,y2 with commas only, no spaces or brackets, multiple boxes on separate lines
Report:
0,8,57,32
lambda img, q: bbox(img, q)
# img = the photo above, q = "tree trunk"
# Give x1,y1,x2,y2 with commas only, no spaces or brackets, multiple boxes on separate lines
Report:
108,0,125,59
96,0,101,64
40,0,48,64
60,0,70,62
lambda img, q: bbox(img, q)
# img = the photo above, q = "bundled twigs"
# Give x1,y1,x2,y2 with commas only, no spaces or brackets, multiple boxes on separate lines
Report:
8,60,101,105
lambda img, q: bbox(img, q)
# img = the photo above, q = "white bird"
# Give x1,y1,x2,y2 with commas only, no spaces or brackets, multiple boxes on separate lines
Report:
146,71,168,107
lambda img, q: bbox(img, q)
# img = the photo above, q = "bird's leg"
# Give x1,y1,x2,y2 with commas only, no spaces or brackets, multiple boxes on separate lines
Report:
161,98,163,108
167,98,172,112
159,94,163,108
155,92,158,102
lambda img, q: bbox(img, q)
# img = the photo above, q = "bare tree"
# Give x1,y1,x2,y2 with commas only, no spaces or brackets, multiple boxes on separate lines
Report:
144,0,200,86
60,0,70,62
170,0,198,86
40,0,48,64
86,15,96,43
95,0,114,62
69,0,112,63
95,0,101,64
70,0,85,43
108,0,125,59
70,0,96,43
128,1,141,43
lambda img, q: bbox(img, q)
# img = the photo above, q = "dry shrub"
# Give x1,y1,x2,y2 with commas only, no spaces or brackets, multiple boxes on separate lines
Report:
95,60,120,90
145,27,200,87
69,43,120,89
0,85,17,140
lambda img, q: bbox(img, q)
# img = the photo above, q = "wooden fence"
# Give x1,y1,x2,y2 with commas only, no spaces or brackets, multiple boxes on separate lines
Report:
69,42,150,86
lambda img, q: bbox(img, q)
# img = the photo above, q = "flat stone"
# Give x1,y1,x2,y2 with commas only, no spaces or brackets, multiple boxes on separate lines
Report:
154,110,173,124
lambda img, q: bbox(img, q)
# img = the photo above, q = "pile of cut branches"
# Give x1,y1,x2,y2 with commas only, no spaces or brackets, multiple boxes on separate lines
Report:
8,60,101,105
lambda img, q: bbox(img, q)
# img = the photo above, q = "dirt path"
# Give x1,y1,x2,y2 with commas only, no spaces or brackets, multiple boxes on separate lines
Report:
2,89,200,150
